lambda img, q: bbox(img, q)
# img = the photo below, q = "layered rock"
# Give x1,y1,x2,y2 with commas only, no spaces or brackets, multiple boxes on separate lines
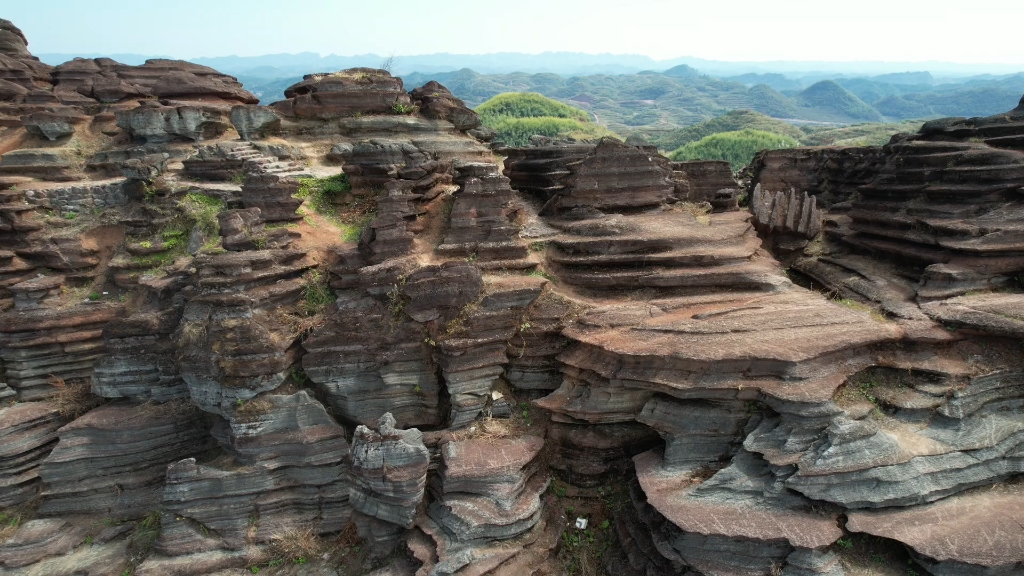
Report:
419,435,550,575
435,275,544,426
847,483,1024,575
409,81,481,131
427,435,548,538
38,402,212,517
435,161,529,268
0,401,62,508
272,68,412,120
350,413,430,552
302,295,444,429
916,95,1024,152
0,302,122,400
217,207,293,251
670,159,741,210
159,392,350,551
176,249,312,415
504,137,674,212
182,140,306,181
239,173,303,222
91,306,189,402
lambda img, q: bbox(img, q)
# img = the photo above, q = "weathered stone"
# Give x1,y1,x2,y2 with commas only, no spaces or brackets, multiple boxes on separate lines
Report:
38,402,213,517
0,401,62,508
230,105,281,140
350,413,429,530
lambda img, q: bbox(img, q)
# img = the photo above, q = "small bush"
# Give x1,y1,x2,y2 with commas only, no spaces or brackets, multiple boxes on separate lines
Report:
391,101,415,114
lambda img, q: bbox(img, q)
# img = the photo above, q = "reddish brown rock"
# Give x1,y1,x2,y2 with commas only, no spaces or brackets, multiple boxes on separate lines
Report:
409,81,481,131
847,484,1024,574
0,401,62,508
272,68,412,119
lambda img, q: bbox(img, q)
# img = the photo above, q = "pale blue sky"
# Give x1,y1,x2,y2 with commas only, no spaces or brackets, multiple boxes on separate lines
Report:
7,0,1023,63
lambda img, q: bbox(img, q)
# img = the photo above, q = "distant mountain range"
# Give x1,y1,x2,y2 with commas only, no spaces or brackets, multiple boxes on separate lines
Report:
36,51,1024,79
35,50,1024,146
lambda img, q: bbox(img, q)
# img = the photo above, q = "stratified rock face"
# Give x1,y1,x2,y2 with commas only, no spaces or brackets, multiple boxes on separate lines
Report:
161,392,350,549
670,160,741,210
428,435,548,541
177,250,311,415
303,296,444,429
0,518,89,570
0,303,123,400
92,307,188,402
0,19,51,88
436,162,529,267
0,401,62,508
38,402,213,518
272,68,412,120
229,105,281,140
350,413,429,552
239,173,303,222
49,58,256,107
634,449,844,574
504,137,674,211
847,484,1024,575
409,81,481,131
921,293,1024,338
747,146,887,208
917,96,1024,152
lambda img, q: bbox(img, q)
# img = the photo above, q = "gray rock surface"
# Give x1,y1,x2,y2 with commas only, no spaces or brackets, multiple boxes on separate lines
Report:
38,402,213,517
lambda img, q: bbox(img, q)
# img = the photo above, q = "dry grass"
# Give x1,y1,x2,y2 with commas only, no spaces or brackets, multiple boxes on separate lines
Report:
137,398,199,419
668,201,712,225
49,375,102,419
235,398,274,423
268,526,325,563
178,321,208,348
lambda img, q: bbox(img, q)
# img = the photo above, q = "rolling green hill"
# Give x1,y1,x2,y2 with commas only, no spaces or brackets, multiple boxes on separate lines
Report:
793,81,883,122
648,110,804,151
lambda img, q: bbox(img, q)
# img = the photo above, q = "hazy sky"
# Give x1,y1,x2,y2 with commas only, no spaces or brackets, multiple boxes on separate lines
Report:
8,0,1024,63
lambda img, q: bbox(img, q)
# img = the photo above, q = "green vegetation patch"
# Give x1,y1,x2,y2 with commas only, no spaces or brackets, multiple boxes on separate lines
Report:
476,92,591,124
477,92,616,146
650,109,805,151
489,116,613,147
669,129,799,171
178,193,225,238
295,174,375,242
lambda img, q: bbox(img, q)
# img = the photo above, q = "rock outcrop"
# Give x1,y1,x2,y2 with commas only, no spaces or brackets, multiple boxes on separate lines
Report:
349,413,430,553
0,401,62,508
38,402,212,517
